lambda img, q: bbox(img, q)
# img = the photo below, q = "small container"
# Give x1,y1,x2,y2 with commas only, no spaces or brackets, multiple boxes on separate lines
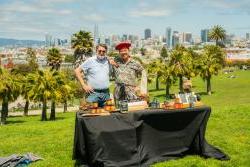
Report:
163,101,172,109
97,108,103,113
119,100,128,113
106,99,113,106
149,98,160,109
110,106,116,111
107,106,112,111
104,105,109,111
93,102,98,108
91,109,97,114
174,103,183,109
175,97,181,104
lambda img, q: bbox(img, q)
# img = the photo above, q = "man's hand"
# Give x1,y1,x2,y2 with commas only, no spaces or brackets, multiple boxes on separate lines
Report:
135,86,148,99
108,58,119,67
135,86,142,96
75,67,94,94
83,85,94,94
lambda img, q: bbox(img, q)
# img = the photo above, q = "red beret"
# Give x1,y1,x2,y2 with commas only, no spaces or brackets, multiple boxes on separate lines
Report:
115,42,131,50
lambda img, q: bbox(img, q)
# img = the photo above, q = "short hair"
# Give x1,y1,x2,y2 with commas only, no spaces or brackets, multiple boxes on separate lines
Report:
96,44,108,51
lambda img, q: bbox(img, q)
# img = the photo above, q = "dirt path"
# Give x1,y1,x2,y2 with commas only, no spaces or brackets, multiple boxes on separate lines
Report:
8,106,79,116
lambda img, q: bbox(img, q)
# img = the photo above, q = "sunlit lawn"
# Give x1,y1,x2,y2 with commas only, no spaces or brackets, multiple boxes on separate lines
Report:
0,70,250,167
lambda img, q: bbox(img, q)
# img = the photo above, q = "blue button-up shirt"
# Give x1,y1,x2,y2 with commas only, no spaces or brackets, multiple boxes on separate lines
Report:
80,56,110,89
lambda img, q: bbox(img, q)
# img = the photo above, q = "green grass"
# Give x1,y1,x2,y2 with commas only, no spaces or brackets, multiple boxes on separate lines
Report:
0,113,75,166
1,70,250,167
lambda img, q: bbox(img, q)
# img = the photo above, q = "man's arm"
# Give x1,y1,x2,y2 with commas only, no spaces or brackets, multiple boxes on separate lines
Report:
107,57,119,80
135,62,144,84
74,67,93,93
108,57,119,68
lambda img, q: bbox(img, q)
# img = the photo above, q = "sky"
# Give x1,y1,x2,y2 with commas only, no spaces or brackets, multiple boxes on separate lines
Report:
0,0,250,40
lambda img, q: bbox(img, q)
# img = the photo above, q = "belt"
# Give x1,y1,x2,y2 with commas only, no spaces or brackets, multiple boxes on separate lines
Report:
115,82,135,87
93,89,109,93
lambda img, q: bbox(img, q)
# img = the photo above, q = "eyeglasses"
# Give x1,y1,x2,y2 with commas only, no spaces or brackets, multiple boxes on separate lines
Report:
98,50,106,53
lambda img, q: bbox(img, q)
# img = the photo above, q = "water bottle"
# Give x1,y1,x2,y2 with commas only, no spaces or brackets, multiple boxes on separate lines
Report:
189,92,196,108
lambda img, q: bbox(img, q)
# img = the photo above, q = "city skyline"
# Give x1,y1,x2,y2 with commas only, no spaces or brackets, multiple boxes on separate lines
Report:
0,0,250,40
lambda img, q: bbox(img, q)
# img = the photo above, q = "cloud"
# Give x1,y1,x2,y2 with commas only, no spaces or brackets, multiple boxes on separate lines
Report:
0,0,73,15
128,0,190,18
81,14,106,22
129,0,250,17
0,0,248,40
129,9,171,17
234,26,250,30
197,0,250,15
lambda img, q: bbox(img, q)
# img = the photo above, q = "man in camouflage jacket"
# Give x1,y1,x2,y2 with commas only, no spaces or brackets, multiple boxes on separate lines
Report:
111,42,144,104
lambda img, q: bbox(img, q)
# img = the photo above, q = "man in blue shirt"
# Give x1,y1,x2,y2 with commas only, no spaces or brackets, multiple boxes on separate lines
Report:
75,44,111,107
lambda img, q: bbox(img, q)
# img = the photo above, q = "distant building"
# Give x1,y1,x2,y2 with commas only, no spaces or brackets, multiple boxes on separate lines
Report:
201,29,210,43
128,35,138,43
94,24,99,44
99,35,105,44
185,32,192,43
246,33,250,41
111,35,120,42
172,31,179,48
122,34,128,41
166,27,172,48
180,32,192,44
54,38,68,46
225,34,234,46
45,34,53,47
144,29,151,40
105,38,111,46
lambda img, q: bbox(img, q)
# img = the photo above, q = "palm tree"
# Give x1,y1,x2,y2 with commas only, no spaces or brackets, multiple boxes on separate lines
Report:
107,51,119,58
140,48,146,56
147,58,175,98
47,48,63,71
162,62,176,99
59,84,73,113
197,45,225,95
21,76,31,116
147,47,169,91
11,61,38,116
186,47,200,78
147,59,163,90
0,68,20,125
160,47,169,60
170,45,195,93
26,48,39,70
47,48,63,119
58,69,75,112
27,69,64,121
71,30,93,67
209,25,226,47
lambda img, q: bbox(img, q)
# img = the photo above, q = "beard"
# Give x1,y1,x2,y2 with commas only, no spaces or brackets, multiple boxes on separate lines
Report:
97,55,106,60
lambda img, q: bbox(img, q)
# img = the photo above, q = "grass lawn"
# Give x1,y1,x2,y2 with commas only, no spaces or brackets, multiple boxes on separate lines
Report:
1,70,250,167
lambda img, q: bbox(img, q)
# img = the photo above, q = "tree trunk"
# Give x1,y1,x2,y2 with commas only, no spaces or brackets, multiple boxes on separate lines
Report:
165,78,171,99
50,100,56,120
1,94,8,125
156,74,160,90
24,100,29,116
216,39,219,46
63,100,67,113
41,99,47,121
179,75,183,93
207,76,212,95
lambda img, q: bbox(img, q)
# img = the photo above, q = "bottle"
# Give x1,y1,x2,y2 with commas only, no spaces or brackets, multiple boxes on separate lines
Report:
189,92,196,108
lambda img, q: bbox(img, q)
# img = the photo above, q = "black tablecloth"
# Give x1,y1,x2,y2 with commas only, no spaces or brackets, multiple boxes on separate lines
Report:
73,106,229,167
